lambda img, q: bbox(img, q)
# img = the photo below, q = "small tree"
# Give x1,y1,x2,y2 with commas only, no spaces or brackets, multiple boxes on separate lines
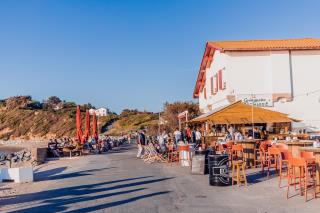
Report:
162,101,199,131
47,96,62,105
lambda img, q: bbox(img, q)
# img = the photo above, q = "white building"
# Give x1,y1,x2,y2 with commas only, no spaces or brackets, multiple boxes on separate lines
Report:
89,108,108,117
193,38,320,132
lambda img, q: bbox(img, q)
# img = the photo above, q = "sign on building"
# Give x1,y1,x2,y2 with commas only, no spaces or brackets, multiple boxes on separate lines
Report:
237,94,273,107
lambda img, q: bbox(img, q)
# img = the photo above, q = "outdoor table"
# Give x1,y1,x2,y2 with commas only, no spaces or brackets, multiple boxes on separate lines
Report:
299,147,320,193
278,140,314,157
235,139,261,167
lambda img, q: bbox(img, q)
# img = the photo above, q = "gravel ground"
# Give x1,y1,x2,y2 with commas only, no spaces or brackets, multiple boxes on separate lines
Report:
0,143,319,213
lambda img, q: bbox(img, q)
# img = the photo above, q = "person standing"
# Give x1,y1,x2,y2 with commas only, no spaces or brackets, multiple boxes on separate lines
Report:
136,131,142,158
228,125,235,140
158,130,168,152
191,128,197,144
195,129,202,147
137,130,146,158
186,127,192,143
173,128,182,144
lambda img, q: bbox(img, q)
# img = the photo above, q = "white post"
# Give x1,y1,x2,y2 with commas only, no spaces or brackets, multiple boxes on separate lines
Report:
251,94,254,139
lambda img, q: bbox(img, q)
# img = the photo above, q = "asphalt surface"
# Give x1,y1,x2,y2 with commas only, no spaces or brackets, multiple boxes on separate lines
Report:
1,143,320,213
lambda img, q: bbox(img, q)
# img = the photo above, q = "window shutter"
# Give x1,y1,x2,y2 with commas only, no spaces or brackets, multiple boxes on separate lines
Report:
215,74,218,92
218,70,223,90
210,77,214,95
204,87,207,99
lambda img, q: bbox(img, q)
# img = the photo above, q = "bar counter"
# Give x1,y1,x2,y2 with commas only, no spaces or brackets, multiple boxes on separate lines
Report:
278,140,314,157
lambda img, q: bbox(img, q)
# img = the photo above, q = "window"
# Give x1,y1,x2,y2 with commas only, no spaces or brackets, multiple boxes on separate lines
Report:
218,70,223,90
215,74,218,93
210,77,215,95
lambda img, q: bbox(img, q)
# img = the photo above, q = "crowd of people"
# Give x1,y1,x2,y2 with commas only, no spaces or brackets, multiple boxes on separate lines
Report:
47,135,129,157
211,125,268,141
135,127,203,159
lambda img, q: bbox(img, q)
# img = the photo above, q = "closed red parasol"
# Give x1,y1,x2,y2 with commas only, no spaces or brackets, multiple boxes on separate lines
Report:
76,105,84,144
92,112,98,141
84,110,90,141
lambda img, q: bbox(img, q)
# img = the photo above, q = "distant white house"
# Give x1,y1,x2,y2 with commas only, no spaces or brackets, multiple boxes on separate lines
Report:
89,108,108,117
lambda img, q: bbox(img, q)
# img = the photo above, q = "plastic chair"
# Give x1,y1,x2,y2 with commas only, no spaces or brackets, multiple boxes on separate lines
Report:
258,141,270,171
286,157,316,202
167,144,179,166
230,144,245,166
226,141,235,155
279,150,292,188
300,151,316,163
267,147,281,178
253,141,261,167
274,143,289,151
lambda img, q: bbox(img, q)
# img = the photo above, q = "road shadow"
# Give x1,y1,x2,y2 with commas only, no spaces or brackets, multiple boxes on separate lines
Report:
34,167,116,182
10,190,171,213
106,144,137,154
1,176,174,212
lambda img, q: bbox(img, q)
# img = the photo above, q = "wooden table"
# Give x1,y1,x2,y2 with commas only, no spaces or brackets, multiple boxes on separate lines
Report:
278,140,314,157
235,139,261,167
299,147,320,193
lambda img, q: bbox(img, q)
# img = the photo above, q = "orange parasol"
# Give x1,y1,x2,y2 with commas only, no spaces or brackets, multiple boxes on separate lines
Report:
84,110,90,141
92,112,98,141
76,105,84,144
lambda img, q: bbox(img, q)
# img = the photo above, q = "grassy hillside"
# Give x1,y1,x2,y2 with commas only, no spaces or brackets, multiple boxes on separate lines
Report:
107,110,158,136
0,96,77,140
0,96,159,140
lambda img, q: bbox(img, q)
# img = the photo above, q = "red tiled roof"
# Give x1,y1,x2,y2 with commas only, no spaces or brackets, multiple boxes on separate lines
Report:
208,38,320,51
193,38,320,98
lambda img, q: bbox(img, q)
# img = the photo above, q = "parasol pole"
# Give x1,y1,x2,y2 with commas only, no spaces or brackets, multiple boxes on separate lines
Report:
251,94,254,139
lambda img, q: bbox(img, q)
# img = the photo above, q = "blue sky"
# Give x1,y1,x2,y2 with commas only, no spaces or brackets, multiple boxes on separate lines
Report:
0,0,319,113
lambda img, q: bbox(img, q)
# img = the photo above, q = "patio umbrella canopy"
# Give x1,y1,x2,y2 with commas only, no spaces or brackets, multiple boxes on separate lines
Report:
76,105,84,143
92,112,98,141
84,110,90,141
191,101,299,124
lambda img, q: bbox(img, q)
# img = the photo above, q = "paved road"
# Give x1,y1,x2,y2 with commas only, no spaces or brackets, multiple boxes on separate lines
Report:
1,144,320,213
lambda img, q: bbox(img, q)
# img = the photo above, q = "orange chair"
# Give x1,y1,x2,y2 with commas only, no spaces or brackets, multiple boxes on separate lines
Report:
274,143,289,151
267,147,281,178
286,157,316,202
258,141,271,171
226,141,235,155
300,151,316,163
253,141,261,167
230,144,245,166
167,144,179,166
230,144,247,186
279,150,292,188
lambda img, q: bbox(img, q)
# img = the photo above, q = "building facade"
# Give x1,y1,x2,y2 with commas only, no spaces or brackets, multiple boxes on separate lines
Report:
193,38,320,131
89,108,108,117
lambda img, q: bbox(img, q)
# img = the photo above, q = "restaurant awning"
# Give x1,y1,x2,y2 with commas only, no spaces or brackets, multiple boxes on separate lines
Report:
191,101,300,124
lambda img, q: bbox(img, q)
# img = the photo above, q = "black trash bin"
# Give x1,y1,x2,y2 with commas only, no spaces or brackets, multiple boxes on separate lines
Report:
208,154,229,186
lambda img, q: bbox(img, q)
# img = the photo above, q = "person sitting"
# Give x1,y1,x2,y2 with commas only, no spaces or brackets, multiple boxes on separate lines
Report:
234,131,244,141
48,139,62,157
314,138,320,148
